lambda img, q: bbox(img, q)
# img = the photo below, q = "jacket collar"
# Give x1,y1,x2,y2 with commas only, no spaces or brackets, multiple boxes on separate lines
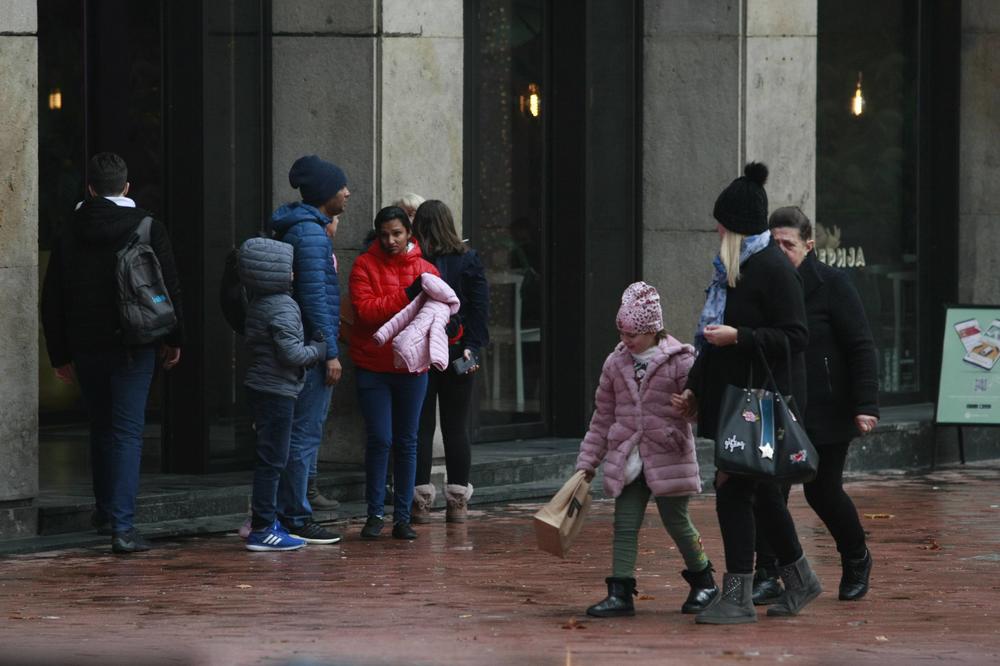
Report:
613,336,693,401
799,251,825,297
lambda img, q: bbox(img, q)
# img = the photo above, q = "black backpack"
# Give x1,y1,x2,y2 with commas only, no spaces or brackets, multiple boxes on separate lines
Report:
116,216,178,344
219,245,250,335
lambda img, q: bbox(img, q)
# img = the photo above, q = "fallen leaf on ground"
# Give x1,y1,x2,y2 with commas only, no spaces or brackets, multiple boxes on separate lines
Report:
919,539,942,551
521,598,538,604
561,617,586,630
637,595,656,601
459,614,473,618
236,584,253,589
864,513,894,520
875,635,889,642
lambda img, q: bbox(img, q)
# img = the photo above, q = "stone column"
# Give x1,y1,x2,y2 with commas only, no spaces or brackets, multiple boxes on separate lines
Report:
0,0,39,537
958,1,1000,304
642,1,816,340
271,0,462,464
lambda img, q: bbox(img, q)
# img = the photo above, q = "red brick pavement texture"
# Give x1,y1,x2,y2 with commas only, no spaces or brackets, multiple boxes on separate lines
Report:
1,464,999,666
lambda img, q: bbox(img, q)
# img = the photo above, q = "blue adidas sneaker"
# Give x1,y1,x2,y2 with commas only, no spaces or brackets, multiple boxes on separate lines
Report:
245,522,307,552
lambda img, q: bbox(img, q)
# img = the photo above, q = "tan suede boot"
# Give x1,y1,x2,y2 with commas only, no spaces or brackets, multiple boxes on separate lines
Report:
445,483,473,523
411,484,436,524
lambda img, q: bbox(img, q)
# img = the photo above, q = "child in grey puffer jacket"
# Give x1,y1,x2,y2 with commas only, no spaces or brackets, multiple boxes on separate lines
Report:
238,237,325,551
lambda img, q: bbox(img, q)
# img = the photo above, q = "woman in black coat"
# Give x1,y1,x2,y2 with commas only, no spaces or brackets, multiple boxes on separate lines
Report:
752,206,879,602
410,200,490,523
672,163,821,624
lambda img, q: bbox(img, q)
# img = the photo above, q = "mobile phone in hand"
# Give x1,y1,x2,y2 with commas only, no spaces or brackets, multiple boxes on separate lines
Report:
451,354,477,375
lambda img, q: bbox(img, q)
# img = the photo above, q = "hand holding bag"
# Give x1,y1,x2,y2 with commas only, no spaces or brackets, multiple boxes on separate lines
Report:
533,470,592,558
714,339,818,484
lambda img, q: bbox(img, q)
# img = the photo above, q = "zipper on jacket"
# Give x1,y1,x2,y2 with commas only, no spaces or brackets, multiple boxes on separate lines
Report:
823,356,833,394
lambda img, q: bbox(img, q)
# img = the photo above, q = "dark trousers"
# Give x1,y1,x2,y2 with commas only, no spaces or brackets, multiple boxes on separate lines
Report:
74,347,156,533
756,442,867,572
277,363,332,528
415,366,475,487
716,475,803,574
247,388,297,530
357,368,428,524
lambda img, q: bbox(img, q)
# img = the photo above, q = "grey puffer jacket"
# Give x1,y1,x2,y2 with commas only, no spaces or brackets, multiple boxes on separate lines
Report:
239,238,322,398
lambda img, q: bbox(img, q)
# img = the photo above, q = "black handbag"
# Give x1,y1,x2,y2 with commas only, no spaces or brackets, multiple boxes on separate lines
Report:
713,339,818,484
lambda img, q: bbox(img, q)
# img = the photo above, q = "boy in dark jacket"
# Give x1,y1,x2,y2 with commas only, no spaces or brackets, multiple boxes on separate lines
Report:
41,152,184,554
238,237,332,551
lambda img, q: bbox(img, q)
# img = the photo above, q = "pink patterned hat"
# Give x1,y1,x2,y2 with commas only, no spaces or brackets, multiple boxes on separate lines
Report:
616,281,663,334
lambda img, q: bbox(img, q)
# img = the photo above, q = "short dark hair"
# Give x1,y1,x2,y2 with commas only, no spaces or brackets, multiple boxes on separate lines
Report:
88,152,128,196
768,205,813,242
412,200,466,258
373,206,412,234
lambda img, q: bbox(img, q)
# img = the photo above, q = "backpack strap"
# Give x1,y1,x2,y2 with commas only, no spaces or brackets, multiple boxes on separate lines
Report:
135,216,154,244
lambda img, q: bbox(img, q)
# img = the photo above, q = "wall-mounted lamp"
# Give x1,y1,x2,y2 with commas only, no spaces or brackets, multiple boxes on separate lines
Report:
519,83,541,118
48,88,62,111
851,72,865,117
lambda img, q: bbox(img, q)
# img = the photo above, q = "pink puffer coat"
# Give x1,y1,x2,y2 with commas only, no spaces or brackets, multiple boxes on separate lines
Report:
373,273,460,373
575,335,701,498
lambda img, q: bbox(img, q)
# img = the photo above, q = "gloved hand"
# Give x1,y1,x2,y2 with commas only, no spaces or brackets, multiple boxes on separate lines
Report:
405,275,423,301
445,314,462,338
309,330,327,362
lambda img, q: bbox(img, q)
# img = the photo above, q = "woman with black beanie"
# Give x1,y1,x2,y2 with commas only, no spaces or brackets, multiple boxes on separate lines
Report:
672,162,821,624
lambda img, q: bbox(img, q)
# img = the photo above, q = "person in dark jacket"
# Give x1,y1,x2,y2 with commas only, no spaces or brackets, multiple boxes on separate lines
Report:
266,155,349,545
40,152,183,554
672,162,821,624
750,206,879,602
410,200,490,523
238,237,329,551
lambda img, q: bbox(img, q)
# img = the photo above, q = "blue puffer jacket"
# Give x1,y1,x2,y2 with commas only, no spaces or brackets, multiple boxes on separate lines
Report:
268,202,340,359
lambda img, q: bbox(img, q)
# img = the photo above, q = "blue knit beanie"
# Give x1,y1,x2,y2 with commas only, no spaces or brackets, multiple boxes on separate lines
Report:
288,155,348,206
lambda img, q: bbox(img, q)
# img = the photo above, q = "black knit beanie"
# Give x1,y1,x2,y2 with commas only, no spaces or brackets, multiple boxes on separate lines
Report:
713,162,769,235
288,155,348,207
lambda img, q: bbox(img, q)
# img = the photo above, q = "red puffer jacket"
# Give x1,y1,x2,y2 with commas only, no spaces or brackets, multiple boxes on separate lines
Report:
348,239,439,373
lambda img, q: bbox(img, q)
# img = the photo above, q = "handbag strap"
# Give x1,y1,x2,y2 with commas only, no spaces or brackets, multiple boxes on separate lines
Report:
751,332,793,394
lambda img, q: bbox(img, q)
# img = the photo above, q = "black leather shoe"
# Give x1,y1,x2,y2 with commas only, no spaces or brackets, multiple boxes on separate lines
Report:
752,568,783,605
681,561,720,614
111,529,151,554
392,522,417,540
361,516,384,539
839,549,872,601
586,577,636,617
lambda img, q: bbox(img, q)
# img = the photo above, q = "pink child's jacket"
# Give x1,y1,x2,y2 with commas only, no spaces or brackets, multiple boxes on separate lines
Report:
372,272,460,373
575,335,702,498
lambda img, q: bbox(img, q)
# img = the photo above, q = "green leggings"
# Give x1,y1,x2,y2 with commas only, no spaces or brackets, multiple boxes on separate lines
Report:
612,475,709,578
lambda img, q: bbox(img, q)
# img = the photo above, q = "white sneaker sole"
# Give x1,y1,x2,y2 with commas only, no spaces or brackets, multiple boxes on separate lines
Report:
289,534,342,545
245,543,307,552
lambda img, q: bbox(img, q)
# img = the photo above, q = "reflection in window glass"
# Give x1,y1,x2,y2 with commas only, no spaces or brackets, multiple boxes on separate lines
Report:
473,0,546,428
817,1,919,395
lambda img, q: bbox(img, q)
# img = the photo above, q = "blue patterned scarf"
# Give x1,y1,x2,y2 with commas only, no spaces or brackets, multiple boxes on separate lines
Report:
694,230,772,351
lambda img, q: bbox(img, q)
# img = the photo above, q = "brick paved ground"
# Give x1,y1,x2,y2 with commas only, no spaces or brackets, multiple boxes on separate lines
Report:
1,463,999,665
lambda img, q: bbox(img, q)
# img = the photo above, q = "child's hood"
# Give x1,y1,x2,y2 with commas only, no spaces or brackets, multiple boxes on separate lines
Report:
238,237,294,295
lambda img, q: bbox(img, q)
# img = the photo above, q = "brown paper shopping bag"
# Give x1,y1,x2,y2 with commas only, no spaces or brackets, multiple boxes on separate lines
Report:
533,470,592,558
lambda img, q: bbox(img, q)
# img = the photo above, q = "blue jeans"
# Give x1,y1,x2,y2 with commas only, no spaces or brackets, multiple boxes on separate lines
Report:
277,363,332,527
356,368,428,524
247,388,297,530
73,347,156,533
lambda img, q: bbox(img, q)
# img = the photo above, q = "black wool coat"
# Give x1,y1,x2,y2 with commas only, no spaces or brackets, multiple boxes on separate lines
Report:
798,252,880,445
425,248,491,357
686,242,809,440
41,197,185,367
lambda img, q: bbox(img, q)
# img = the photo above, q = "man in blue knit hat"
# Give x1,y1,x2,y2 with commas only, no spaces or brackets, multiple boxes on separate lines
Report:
266,155,350,544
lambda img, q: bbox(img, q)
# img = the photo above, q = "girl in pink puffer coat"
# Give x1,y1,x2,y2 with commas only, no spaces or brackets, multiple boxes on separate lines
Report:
576,282,719,619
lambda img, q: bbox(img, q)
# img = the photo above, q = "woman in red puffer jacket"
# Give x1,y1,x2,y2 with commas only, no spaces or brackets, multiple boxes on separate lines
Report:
349,206,439,541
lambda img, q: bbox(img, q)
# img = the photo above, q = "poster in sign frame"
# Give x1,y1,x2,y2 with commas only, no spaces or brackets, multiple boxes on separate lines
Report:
935,304,1000,426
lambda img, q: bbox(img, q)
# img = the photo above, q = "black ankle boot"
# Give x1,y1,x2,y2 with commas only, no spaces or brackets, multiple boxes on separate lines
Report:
680,561,719,614
839,549,872,601
586,577,637,617
752,567,783,606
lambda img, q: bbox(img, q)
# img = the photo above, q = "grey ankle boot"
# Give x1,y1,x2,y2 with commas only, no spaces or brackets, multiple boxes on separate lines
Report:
695,572,756,624
767,554,822,616
307,477,340,511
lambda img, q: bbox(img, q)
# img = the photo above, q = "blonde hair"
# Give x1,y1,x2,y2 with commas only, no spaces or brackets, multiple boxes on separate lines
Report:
719,230,745,288
395,192,425,213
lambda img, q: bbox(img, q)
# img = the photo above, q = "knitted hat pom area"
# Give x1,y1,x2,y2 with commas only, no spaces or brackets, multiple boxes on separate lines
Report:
712,161,770,236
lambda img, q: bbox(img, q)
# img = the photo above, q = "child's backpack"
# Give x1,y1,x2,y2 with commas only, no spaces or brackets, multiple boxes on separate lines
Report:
219,246,249,335
116,216,178,344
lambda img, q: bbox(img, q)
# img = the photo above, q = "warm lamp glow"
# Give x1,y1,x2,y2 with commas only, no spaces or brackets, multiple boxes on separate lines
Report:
519,83,541,118
851,72,865,117
48,88,62,111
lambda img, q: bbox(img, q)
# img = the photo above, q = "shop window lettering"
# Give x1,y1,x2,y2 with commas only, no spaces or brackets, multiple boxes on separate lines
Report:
817,246,866,268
